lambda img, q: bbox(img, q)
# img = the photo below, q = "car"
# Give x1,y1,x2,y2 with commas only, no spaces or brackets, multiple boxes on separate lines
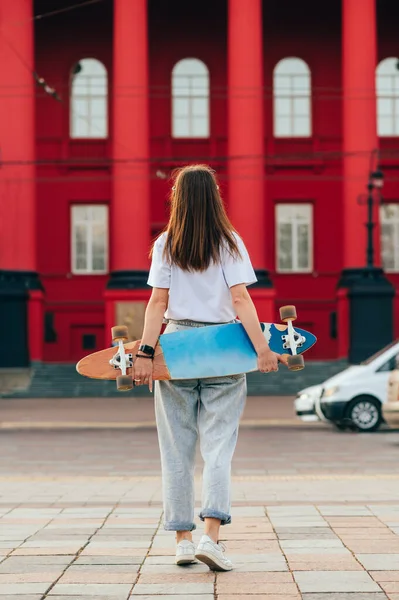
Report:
382,357,399,428
295,339,399,432
294,385,323,422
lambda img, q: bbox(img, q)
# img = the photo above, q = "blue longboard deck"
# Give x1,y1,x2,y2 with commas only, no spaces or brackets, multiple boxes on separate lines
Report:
76,321,317,382
158,322,316,380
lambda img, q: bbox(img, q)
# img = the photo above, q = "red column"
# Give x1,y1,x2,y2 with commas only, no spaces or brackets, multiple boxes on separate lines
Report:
105,0,151,342
0,0,43,365
0,0,36,272
112,0,150,272
227,0,265,268
227,0,274,321
342,0,379,268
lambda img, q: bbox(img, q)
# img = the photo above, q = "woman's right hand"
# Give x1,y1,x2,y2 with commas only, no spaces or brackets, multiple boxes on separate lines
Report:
257,347,281,373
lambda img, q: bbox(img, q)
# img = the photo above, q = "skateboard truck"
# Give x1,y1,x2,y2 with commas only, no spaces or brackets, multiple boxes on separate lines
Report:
281,321,306,352
110,326,135,391
109,344,133,373
279,306,306,371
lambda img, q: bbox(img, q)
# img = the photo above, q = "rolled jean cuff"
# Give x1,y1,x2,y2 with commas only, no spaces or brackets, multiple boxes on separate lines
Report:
198,509,231,525
164,520,197,532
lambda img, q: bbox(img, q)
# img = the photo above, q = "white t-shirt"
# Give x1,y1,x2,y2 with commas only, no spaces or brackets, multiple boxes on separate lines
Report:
147,232,257,322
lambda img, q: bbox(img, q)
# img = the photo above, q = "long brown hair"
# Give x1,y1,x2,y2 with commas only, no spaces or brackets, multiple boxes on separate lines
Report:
154,164,241,271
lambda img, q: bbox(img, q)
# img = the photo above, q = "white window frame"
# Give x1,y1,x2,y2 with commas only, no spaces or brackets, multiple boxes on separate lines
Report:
70,58,108,139
71,205,108,275
172,58,210,138
376,57,399,137
276,203,313,273
380,203,399,272
273,57,312,138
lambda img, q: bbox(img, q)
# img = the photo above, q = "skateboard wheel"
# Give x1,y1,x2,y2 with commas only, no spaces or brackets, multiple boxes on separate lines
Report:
287,354,304,371
280,305,297,322
116,374,133,391
111,325,129,342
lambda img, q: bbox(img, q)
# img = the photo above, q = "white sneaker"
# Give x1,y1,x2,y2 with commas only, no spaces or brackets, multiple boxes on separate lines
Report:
175,539,196,565
195,534,233,571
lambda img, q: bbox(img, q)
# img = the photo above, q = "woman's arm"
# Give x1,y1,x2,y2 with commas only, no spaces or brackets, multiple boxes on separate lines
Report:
133,287,169,391
230,283,285,372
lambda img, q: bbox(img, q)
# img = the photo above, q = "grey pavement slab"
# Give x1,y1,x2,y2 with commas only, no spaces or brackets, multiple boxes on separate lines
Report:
74,556,143,565
0,597,43,600
0,583,51,594
49,583,132,596
357,553,399,570
294,571,382,593
131,584,214,595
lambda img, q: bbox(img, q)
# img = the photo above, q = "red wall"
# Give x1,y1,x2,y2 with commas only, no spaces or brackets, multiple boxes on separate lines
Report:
34,0,399,362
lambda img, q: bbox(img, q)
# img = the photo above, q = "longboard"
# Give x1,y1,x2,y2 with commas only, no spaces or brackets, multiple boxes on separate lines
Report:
77,311,317,390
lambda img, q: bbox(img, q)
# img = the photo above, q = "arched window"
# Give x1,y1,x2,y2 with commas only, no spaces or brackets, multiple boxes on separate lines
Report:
376,57,399,136
172,58,209,138
273,58,311,138
70,58,108,139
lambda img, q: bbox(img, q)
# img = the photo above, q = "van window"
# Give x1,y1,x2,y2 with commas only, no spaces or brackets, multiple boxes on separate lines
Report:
377,355,398,373
361,340,399,365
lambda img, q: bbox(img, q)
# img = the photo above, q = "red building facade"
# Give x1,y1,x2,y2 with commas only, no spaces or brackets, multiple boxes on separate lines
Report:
0,0,398,367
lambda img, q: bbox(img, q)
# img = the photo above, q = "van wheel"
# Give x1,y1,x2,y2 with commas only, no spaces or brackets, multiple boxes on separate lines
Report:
346,396,382,432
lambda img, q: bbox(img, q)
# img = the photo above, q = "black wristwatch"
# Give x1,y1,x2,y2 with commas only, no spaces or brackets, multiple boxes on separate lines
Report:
138,344,155,357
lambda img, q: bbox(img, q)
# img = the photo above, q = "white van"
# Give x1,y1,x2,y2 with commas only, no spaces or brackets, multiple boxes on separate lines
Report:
295,340,399,432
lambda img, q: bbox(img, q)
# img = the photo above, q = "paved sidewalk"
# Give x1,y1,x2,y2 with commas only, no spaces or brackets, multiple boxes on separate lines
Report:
0,396,307,429
1,399,399,598
1,502,399,598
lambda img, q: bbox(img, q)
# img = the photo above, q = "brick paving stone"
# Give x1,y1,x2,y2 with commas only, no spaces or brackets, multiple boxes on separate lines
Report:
73,556,142,565
0,556,72,568
49,583,133,596
294,571,381,593
0,573,61,583
347,541,399,553
49,597,132,600
216,596,301,600
280,539,344,549
140,564,210,574
80,546,147,556
0,597,43,600
301,595,388,600
0,583,51,594
379,582,399,593
59,571,137,583
210,540,281,553
131,583,214,595
216,572,293,582
284,547,350,555
357,555,399,571
129,596,214,600
219,532,277,540
277,531,337,540
137,573,215,584
286,555,363,571
216,581,299,594
371,572,399,582
11,547,78,556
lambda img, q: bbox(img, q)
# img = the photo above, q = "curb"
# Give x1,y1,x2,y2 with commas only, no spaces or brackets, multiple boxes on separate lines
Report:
0,418,327,431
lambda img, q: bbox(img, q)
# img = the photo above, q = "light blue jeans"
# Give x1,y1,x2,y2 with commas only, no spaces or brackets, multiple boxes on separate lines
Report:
154,320,247,532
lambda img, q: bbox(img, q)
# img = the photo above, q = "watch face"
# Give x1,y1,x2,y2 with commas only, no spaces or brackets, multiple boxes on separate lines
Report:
139,345,154,355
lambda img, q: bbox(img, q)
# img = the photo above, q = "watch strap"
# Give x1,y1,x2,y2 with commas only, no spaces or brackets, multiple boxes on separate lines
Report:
138,344,155,357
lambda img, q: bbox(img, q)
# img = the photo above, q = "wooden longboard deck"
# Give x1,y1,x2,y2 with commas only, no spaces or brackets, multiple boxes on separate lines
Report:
77,321,317,382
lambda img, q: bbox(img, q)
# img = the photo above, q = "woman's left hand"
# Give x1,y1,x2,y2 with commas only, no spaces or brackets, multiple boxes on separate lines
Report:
133,356,154,392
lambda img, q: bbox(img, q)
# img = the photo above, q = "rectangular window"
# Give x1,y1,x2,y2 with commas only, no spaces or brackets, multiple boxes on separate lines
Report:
380,203,399,272
276,204,313,273
71,205,108,274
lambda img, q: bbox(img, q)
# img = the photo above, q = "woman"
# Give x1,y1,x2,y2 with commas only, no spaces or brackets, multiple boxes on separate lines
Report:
133,164,283,572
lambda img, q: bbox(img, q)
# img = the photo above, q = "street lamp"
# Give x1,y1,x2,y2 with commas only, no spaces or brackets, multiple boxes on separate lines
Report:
363,169,384,268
